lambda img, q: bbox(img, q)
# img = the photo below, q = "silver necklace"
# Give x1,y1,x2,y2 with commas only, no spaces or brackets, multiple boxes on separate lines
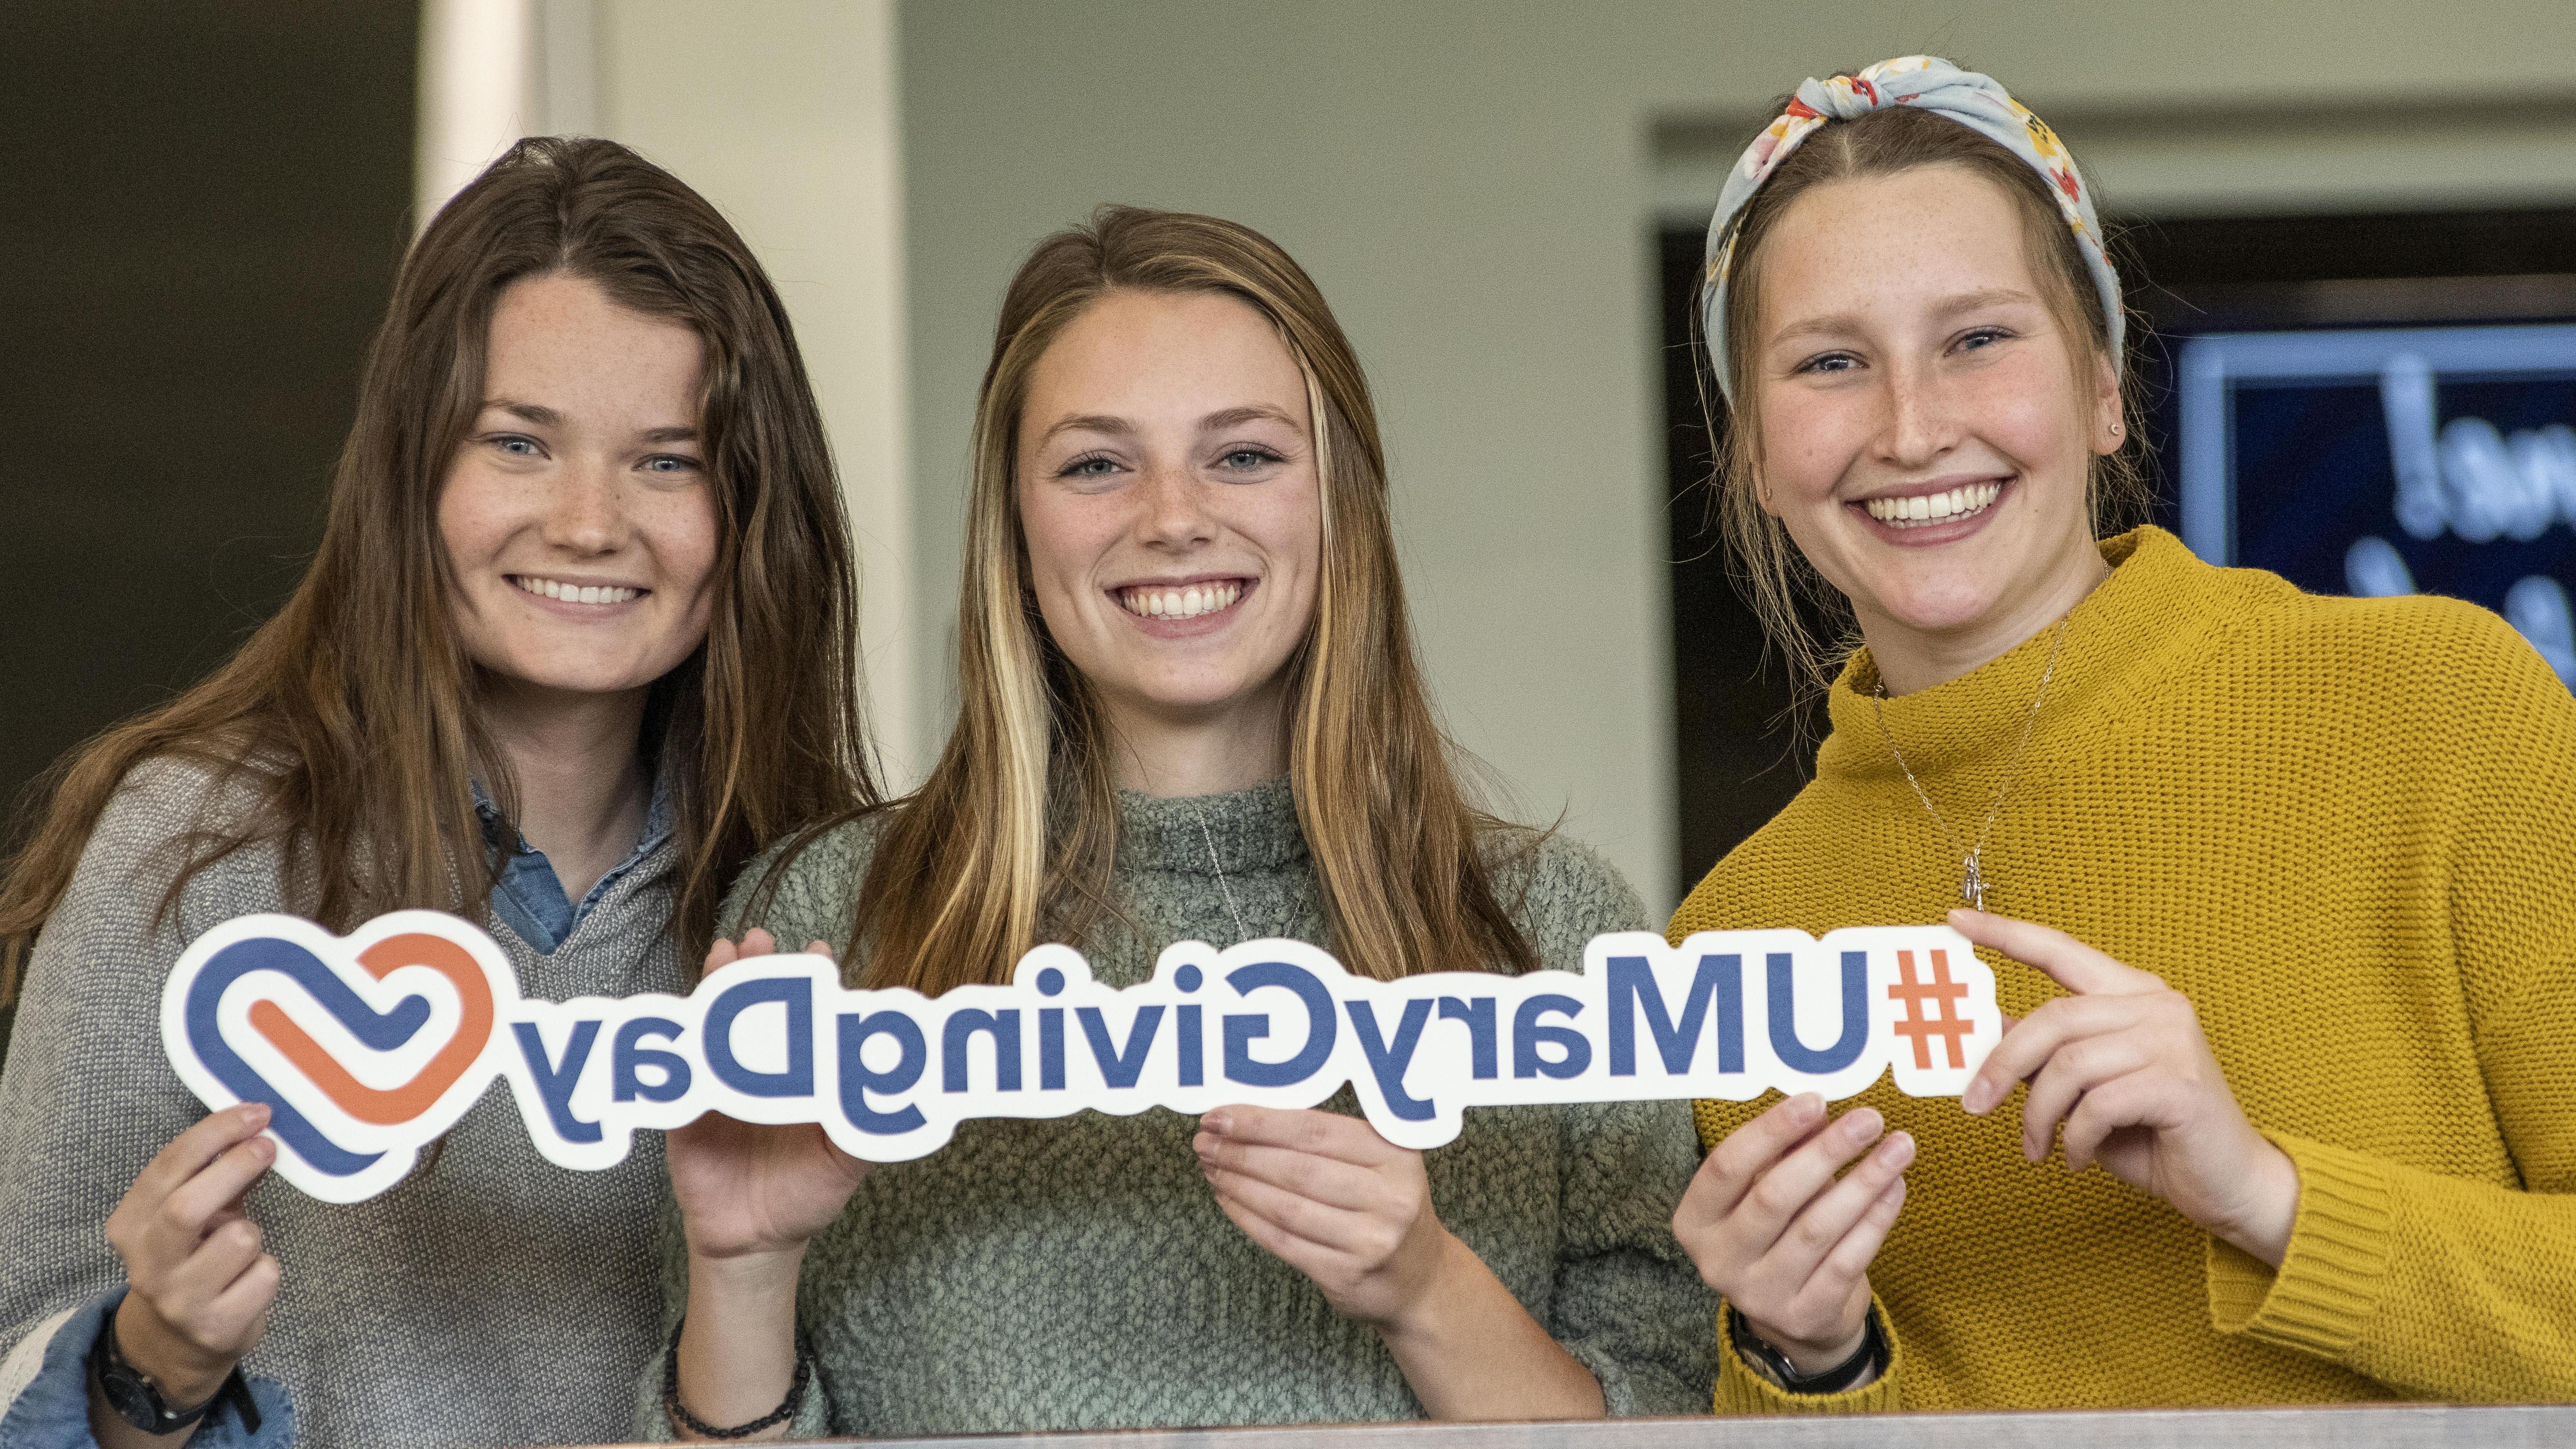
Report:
1871,616,2069,912
1199,818,1299,944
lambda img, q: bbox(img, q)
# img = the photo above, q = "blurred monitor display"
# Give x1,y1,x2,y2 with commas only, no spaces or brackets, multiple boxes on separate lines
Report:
2176,322,2576,686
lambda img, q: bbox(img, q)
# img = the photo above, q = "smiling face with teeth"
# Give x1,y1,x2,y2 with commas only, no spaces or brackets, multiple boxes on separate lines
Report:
1015,289,1323,783
1749,165,2123,692
436,272,720,705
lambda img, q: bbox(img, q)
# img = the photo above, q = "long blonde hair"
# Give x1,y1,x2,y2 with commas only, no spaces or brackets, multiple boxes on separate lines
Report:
763,206,1537,993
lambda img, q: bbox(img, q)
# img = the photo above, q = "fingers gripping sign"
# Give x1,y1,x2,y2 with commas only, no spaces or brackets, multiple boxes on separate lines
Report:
1674,1093,1912,1377
1193,1104,1456,1327
1192,1102,1612,1419
668,928,873,1263
667,928,871,1436
104,1103,285,1421
1949,909,2300,1265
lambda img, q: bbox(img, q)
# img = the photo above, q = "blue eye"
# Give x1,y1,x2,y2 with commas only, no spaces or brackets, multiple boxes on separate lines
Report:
1219,447,1282,471
1060,453,1120,479
1798,353,1860,376
492,434,541,456
641,454,699,474
1958,327,2013,351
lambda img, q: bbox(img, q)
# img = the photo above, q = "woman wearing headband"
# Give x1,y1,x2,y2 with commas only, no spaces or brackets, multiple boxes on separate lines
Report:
0,139,879,1446
640,206,1713,1439
1669,56,2576,1411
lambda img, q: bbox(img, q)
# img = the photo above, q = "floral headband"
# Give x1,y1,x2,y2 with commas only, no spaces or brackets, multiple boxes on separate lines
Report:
1700,54,2123,402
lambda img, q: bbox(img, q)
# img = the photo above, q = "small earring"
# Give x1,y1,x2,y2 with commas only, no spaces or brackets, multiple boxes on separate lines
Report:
2110,421,2123,436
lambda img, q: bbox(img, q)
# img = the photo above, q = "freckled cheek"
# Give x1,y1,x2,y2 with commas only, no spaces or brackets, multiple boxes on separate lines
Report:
1230,477,1323,605
1017,506,1117,614
1961,364,2089,474
1760,401,1873,515
637,491,724,606
433,472,523,579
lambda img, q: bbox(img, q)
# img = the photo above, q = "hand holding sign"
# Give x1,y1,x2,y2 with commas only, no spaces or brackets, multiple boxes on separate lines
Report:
1195,1104,1612,1419
667,929,867,1437
1952,909,2299,1266
668,930,871,1263
102,1103,283,1420
1195,1104,1449,1325
1673,1093,1912,1377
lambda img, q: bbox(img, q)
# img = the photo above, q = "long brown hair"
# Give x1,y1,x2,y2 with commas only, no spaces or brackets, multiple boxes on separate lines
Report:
0,137,879,1000
1702,100,2151,691
762,206,1535,994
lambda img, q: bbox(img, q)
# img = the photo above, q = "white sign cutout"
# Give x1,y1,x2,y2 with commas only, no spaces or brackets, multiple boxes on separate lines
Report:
163,911,2002,1202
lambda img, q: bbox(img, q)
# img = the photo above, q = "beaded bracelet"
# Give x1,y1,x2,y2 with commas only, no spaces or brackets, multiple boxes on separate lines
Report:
662,1319,815,1440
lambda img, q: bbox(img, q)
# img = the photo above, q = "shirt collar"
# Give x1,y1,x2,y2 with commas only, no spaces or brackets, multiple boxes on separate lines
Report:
470,767,674,859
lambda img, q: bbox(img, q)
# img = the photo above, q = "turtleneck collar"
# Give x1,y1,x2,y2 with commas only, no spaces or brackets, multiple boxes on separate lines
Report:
1112,775,1308,876
1818,527,2224,783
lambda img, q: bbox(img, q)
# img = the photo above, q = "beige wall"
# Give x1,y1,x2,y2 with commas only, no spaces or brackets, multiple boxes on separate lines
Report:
588,0,926,779
899,0,2576,913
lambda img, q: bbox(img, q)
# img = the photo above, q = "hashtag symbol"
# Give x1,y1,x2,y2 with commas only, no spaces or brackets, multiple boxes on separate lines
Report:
1888,948,1974,1070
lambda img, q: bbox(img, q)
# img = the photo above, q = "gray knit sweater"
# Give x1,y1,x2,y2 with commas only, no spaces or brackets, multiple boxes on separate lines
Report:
639,779,1714,1438
0,760,686,1448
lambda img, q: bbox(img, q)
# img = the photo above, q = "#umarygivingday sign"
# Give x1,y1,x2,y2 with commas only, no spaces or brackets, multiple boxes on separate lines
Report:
164,911,2002,1203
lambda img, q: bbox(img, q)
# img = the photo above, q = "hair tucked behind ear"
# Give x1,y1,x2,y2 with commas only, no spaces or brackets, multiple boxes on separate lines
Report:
0,137,881,1001
1699,99,2150,695
750,205,1539,994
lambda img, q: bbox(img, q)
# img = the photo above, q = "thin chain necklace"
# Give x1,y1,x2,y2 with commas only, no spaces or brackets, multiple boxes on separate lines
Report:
1199,818,1300,944
1871,616,2069,912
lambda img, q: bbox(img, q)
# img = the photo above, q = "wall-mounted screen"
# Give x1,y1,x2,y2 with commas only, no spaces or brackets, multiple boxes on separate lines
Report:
2176,323,2576,685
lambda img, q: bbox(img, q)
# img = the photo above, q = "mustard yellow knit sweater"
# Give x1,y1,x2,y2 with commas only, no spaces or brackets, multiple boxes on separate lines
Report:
1674,527,2576,1413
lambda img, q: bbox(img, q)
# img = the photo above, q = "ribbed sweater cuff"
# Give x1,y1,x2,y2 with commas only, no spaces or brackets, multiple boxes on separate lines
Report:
2205,1130,2395,1362
1709,1301,1904,1416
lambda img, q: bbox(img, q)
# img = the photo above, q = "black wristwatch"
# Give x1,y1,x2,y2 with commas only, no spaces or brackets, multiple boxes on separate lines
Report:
90,1305,262,1437
1728,1304,1887,1396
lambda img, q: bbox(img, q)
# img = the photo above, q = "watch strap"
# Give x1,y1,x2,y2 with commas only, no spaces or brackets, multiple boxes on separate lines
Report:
90,1303,264,1437
1727,1303,1888,1396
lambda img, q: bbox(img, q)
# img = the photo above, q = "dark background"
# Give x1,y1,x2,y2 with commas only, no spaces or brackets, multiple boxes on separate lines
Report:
1,2,418,1055
1659,208,2576,898
2,3,417,819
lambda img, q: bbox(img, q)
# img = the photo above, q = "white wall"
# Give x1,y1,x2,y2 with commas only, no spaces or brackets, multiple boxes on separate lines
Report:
590,0,921,782
416,0,609,226
899,0,2576,913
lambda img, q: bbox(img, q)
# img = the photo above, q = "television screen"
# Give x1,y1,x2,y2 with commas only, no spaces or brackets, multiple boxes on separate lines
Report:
2175,322,2576,686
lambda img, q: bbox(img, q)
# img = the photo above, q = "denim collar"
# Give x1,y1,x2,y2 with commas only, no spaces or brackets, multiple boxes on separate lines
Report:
470,769,673,954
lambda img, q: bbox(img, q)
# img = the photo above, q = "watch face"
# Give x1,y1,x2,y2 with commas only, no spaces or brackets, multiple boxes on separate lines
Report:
95,1342,201,1433
99,1364,165,1427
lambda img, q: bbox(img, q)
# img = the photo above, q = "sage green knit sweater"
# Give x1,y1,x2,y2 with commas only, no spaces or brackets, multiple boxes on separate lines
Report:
638,779,1713,1436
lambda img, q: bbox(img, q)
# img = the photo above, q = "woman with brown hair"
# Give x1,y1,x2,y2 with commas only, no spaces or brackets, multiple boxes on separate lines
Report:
0,137,878,1448
643,206,1712,1440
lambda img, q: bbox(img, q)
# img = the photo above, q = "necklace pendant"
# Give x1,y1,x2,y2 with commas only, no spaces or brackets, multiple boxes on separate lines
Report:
1960,852,1987,912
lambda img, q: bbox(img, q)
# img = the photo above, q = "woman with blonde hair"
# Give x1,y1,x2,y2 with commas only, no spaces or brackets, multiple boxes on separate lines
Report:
1667,56,2576,1411
0,137,878,1447
646,206,1712,1439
